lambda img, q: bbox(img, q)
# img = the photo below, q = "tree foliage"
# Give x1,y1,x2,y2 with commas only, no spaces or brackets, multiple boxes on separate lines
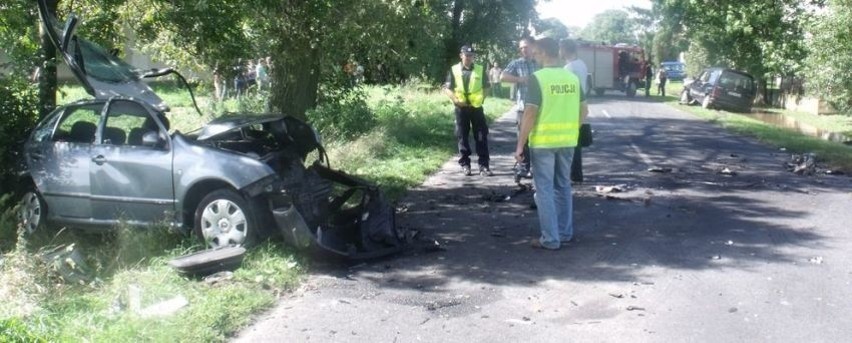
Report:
652,0,815,79
803,0,852,112
579,9,638,44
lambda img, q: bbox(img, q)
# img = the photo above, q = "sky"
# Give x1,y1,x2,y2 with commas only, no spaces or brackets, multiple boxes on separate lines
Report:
536,0,652,30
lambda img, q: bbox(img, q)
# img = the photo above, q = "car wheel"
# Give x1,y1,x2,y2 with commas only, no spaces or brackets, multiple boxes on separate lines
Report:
594,88,605,96
702,96,713,109
679,90,692,105
18,190,46,234
194,189,257,248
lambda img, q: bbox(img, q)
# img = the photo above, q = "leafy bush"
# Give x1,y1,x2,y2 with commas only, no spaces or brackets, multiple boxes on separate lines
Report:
306,90,376,141
0,77,39,194
803,1,852,114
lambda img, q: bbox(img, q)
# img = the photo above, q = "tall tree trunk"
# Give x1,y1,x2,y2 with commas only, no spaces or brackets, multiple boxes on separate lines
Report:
444,0,465,70
37,0,59,120
269,36,320,120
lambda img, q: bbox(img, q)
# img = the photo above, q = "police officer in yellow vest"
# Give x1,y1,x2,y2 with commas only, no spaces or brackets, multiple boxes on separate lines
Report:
515,37,588,250
443,45,492,176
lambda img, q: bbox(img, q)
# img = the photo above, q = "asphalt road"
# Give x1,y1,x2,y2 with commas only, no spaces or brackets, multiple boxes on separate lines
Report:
235,94,852,343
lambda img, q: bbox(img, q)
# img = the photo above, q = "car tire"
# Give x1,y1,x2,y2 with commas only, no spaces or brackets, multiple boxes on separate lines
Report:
702,96,713,109
679,90,692,105
194,189,258,248
594,88,605,96
18,190,46,234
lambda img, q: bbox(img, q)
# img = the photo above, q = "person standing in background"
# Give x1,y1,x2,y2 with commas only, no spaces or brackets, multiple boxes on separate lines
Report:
560,39,589,183
443,45,493,177
489,63,503,97
501,36,539,178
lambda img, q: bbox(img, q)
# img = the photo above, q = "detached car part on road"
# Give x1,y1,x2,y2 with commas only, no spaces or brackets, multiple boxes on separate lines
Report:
16,0,409,259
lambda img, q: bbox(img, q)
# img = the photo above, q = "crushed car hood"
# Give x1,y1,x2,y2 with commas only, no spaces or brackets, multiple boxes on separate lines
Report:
37,0,167,111
196,114,285,141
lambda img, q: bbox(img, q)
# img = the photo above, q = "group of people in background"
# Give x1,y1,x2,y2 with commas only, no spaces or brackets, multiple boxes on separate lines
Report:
213,57,271,100
442,36,589,251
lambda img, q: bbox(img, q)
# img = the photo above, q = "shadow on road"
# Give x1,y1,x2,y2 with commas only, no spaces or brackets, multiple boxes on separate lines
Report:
310,106,851,293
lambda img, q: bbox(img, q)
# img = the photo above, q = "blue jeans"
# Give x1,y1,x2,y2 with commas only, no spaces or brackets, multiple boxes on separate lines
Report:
531,147,575,249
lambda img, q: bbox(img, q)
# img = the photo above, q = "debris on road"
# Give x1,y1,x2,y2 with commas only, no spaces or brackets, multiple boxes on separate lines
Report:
595,185,626,194
648,166,673,173
808,256,824,265
719,167,738,176
608,293,625,298
426,299,461,311
626,306,645,311
787,153,817,176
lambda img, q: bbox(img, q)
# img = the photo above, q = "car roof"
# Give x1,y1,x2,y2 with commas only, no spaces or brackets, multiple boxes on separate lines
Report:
703,67,754,78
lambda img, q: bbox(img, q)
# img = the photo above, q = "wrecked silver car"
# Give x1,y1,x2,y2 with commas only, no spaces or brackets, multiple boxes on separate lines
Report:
16,0,409,259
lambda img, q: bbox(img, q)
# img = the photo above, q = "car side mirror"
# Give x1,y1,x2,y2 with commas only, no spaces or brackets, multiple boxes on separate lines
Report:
141,131,165,148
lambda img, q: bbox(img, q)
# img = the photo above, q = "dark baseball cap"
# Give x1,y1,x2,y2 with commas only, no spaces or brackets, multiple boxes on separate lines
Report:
460,45,475,55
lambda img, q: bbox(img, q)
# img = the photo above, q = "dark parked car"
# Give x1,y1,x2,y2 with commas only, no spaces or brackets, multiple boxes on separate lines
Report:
679,68,755,112
17,0,408,259
660,61,686,81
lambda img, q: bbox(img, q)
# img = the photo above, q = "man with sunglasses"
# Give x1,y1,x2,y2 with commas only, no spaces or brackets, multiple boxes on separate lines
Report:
501,37,539,179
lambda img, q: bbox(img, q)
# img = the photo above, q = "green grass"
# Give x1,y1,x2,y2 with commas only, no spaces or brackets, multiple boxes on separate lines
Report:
332,85,512,198
2,82,513,341
661,81,852,172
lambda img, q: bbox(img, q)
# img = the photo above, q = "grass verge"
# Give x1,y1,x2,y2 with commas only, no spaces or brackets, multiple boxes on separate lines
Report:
661,81,852,172
1,83,513,341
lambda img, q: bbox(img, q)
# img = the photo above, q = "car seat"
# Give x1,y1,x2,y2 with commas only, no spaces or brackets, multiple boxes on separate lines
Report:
103,127,126,145
68,121,97,143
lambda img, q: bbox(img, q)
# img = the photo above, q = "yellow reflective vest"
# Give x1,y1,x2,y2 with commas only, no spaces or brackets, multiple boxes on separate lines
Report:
529,67,581,148
451,63,485,108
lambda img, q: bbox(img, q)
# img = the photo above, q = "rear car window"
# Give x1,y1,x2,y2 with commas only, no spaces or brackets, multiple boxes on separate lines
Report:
719,72,754,92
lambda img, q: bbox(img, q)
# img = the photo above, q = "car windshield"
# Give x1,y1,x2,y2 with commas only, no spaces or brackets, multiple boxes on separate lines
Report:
67,36,140,83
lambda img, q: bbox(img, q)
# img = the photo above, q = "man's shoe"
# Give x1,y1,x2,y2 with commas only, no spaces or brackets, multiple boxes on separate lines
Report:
479,166,493,177
531,240,560,250
461,165,472,176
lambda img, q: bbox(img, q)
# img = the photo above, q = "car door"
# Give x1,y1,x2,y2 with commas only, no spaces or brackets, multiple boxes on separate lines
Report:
26,103,105,221
89,99,175,225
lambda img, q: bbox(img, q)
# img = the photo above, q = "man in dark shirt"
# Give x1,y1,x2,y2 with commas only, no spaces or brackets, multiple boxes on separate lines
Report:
443,45,492,176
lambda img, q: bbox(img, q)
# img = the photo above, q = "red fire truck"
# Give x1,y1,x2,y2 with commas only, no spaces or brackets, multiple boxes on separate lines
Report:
576,42,648,97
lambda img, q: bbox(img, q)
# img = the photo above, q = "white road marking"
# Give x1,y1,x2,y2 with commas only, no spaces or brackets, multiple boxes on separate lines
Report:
600,109,654,166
